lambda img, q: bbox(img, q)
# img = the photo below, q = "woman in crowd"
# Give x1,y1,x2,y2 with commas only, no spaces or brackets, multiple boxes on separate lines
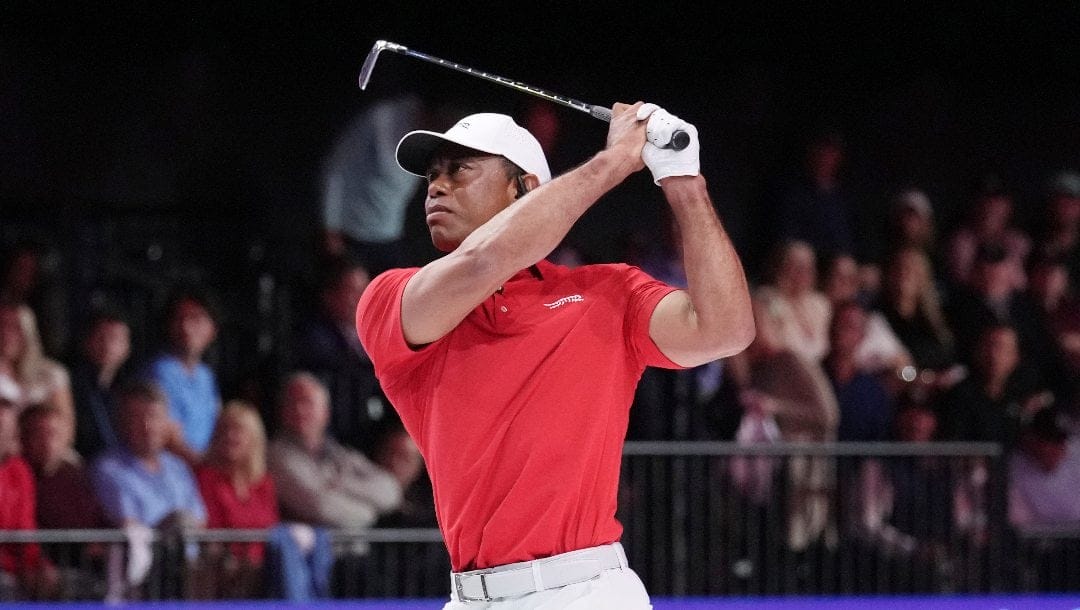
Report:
0,303,73,420
877,247,965,397
194,400,331,601
752,240,833,364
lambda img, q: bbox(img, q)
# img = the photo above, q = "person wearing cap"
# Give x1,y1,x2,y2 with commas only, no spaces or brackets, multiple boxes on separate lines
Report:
356,103,753,607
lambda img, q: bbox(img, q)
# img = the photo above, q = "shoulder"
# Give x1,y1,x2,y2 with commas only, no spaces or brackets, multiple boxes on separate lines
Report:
357,268,422,316
0,455,33,482
160,452,196,478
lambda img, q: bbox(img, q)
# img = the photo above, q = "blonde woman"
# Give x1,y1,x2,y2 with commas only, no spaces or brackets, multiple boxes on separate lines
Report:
753,241,833,364
879,247,959,376
0,303,73,418
193,401,278,598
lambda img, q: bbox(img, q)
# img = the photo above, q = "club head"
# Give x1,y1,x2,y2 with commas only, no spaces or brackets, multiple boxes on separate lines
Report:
358,40,406,90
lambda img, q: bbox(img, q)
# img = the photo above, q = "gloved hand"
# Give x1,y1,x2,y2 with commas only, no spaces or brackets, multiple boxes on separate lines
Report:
637,103,700,185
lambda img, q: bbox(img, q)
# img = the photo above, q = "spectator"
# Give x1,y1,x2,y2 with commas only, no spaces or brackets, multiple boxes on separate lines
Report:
848,400,985,592
1034,170,1080,284
70,310,130,460
368,417,429,528
1008,407,1080,591
143,287,222,466
822,253,912,377
937,324,1048,447
18,405,106,530
194,400,332,600
945,243,1052,369
773,130,860,261
879,247,960,375
727,311,839,554
0,241,68,358
1009,407,1080,527
320,94,427,275
293,257,383,451
267,372,402,530
1026,256,1079,396
884,188,938,257
18,405,109,599
90,380,206,530
0,302,74,420
825,302,894,442
267,372,404,597
752,241,832,364
0,389,58,600
944,176,1030,292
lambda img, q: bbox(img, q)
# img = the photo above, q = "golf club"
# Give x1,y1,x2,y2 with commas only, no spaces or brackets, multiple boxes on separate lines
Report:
360,40,690,151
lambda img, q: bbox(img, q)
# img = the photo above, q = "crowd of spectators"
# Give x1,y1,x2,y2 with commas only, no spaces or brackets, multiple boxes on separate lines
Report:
0,249,426,600
0,116,1078,598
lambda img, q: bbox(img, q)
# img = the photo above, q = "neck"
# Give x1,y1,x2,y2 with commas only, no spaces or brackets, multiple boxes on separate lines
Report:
895,294,918,317
137,453,161,471
97,363,120,388
828,354,857,384
172,349,201,370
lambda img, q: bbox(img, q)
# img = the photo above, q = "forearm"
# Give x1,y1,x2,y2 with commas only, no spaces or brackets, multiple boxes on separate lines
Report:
651,176,755,365
403,150,635,345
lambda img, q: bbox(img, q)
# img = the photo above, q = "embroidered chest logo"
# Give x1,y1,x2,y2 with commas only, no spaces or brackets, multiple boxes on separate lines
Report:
543,294,584,309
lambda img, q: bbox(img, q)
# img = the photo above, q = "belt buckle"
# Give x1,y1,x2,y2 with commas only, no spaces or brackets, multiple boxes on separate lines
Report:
455,568,496,602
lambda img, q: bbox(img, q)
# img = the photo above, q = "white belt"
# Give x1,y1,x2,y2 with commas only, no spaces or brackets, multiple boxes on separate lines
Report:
451,542,628,603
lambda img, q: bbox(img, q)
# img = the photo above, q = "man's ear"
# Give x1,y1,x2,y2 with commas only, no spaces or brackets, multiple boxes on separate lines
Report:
516,174,541,199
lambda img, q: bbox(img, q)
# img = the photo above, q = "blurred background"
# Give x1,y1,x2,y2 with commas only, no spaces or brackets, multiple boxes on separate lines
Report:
1,1,1079,604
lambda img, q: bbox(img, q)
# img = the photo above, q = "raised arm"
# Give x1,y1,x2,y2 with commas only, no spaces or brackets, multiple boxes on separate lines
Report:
400,103,647,346
641,108,755,366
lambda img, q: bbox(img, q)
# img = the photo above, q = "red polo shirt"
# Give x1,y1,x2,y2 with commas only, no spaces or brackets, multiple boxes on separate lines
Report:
357,259,681,571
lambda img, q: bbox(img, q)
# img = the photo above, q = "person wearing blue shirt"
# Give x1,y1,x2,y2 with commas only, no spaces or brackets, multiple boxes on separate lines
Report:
91,380,206,528
144,288,221,466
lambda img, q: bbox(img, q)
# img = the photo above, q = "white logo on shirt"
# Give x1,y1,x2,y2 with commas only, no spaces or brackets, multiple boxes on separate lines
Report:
544,295,584,309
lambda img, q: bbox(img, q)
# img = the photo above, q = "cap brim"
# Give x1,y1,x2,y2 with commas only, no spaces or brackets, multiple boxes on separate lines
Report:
396,130,507,178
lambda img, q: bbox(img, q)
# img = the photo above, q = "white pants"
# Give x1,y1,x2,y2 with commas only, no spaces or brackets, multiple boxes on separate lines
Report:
442,564,651,610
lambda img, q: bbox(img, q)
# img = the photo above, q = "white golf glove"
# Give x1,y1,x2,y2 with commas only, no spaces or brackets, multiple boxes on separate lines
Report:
637,103,700,185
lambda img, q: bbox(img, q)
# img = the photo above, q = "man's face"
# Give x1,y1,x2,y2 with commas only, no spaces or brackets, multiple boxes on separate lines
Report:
21,413,70,469
978,327,1019,381
830,305,866,355
281,378,330,441
824,255,859,303
121,397,169,458
86,320,131,370
423,148,518,252
169,299,216,359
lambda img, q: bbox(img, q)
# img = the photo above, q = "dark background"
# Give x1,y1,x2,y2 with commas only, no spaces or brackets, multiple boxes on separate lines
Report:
2,1,1079,393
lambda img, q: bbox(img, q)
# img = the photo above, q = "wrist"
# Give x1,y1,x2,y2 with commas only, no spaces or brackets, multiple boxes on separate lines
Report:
660,174,708,202
591,148,640,185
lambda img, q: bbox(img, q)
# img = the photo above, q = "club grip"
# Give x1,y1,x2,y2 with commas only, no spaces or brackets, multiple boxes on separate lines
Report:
588,105,689,150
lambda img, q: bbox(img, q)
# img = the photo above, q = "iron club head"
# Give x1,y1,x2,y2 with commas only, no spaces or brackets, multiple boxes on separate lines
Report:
358,40,407,90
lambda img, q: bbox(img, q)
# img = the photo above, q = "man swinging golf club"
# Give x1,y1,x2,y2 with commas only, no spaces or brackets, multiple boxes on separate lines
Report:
357,101,755,608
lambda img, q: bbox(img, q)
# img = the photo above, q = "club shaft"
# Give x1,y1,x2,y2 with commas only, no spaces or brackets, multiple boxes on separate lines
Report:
396,46,602,118
362,40,689,150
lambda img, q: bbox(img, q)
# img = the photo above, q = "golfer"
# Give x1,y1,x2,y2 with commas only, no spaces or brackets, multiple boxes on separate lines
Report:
357,102,754,608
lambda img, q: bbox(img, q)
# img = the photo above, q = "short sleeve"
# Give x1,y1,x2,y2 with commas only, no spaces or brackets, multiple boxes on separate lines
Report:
356,267,427,383
621,265,686,369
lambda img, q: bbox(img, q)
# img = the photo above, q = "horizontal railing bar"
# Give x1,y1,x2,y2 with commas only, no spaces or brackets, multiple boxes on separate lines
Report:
622,441,1003,457
0,527,444,545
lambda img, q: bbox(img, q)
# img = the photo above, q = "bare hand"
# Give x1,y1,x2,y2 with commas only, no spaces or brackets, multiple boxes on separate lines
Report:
604,102,647,173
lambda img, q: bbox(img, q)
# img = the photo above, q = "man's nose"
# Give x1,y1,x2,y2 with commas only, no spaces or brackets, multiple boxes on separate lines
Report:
427,174,450,198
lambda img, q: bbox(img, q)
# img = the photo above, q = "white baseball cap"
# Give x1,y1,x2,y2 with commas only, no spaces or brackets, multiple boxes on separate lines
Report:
396,113,552,184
